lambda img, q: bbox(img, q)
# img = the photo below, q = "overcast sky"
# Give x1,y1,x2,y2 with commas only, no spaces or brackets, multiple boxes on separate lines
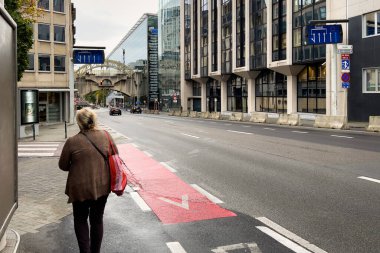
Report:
71,0,158,56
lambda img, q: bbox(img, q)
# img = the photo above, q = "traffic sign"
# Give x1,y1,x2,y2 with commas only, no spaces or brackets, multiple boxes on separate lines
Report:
341,73,350,82
342,59,350,71
342,82,350,88
307,25,343,45
73,49,104,64
337,45,353,54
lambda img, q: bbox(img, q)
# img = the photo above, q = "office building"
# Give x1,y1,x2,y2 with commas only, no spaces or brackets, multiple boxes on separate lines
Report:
180,0,380,123
18,0,76,131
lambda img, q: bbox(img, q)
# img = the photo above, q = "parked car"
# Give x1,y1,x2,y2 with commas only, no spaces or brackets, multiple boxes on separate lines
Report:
109,107,122,116
130,106,142,114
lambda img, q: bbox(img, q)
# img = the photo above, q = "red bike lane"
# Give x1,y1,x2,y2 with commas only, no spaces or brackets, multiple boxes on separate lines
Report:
118,143,236,224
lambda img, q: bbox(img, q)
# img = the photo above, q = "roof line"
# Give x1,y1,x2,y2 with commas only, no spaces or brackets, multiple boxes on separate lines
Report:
107,13,157,59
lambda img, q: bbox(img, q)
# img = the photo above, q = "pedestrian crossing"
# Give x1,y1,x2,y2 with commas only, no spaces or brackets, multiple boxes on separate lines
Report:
18,142,62,157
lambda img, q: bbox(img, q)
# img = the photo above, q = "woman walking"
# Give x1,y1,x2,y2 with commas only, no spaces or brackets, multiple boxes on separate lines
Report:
59,108,117,253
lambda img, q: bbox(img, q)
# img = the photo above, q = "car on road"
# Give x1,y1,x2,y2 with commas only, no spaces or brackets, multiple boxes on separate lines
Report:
109,107,122,116
130,106,142,114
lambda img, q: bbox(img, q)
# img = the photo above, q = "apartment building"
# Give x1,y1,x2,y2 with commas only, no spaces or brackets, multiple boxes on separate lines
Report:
180,0,380,123
18,0,75,135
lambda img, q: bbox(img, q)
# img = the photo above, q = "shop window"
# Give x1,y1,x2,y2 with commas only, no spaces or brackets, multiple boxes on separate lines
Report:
363,68,380,93
38,24,50,41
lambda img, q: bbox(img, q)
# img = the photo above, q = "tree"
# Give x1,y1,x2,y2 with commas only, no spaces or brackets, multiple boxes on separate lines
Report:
5,0,39,81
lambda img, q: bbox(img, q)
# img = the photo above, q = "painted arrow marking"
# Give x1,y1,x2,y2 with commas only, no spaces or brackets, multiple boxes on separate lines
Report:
158,195,189,210
212,242,262,253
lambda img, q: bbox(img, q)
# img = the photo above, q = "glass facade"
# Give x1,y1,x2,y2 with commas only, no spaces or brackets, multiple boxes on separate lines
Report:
200,0,209,76
184,0,192,79
206,79,221,112
293,0,326,63
227,75,248,112
297,64,326,113
272,0,287,61
250,0,267,70
256,70,287,113
193,0,198,75
211,0,218,72
236,0,245,67
221,0,232,73
159,0,181,110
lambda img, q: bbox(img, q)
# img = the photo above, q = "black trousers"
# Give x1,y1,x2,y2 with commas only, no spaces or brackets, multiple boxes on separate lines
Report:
72,195,108,253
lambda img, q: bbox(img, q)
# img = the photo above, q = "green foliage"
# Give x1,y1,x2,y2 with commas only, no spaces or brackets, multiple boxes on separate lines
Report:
5,0,35,81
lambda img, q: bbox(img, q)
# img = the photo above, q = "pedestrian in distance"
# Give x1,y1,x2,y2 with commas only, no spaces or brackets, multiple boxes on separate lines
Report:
59,107,118,253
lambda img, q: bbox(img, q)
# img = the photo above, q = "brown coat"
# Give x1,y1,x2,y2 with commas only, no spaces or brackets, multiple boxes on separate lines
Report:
59,130,117,203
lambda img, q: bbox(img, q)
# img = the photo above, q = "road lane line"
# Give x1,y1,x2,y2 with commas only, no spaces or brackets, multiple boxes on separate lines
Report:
131,143,139,148
226,130,252,135
143,151,153,157
257,217,327,253
130,192,152,212
330,135,353,139
358,176,380,184
166,242,187,253
18,153,55,157
242,125,251,128
181,133,200,139
190,184,224,204
292,131,308,134
18,148,57,151
160,162,177,172
224,123,232,126
256,226,311,253
264,128,276,131
18,144,59,147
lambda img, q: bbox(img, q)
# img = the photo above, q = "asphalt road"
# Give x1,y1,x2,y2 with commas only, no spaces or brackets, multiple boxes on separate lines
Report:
99,109,380,253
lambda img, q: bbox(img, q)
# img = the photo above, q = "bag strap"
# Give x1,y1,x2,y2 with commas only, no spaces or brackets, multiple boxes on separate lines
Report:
104,130,117,155
80,132,107,160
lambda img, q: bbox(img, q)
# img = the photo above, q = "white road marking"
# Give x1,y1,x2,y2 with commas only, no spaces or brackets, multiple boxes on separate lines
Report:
256,226,311,253
242,125,251,128
143,151,153,157
257,217,327,253
188,149,200,155
181,133,200,139
158,195,189,210
292,131,308,134
166,242,187,253
160,162,177,172
18,148,57,151
358,176,380,184
212,242,262,253
130,192,151,212
224,123,232,126
118,133,129,139
18,144,59,147
190,184,223,204
18,153,55,157
131,143,139,148
227,130,252,135
264,128,276,131
330,135,353,139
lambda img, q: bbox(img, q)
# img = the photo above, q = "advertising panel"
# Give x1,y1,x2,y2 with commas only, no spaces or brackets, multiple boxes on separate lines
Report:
73,49,105,64
20,90,39,125
0,5,18,241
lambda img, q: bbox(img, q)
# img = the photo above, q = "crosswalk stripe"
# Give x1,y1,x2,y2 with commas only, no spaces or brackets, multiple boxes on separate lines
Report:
18,153,55,157
18,148,57,151
18,144,59,147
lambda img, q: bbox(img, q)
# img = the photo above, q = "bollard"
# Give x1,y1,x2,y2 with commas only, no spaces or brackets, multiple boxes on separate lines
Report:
65,121,67,139
32,123,35,140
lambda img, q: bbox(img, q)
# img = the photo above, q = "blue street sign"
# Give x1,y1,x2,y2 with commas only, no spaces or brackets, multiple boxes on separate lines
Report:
342,82,350,88
307,25,343,45
73,50,105,64
342,59,350,71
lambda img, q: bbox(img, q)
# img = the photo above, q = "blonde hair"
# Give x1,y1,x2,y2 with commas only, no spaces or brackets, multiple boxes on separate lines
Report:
76,108,98,131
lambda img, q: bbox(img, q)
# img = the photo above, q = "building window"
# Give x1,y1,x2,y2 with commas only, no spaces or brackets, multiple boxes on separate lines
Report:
206,79,221,112
27,53,34,71
363,11,380,37
363,68,380,92
38,24,50,41
193,82,201,96
250,0,267,70
38,0,49,10
211,0,218,72
54,55,65,72
272,0,286,61
54,25,65,42
227,75,248,112
221,0,232,73
39,55,51,71
193,0,198,75
297,64,326,113
200,0,208,76
256,70,287,113
53,0,65,13
236,0,245,67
